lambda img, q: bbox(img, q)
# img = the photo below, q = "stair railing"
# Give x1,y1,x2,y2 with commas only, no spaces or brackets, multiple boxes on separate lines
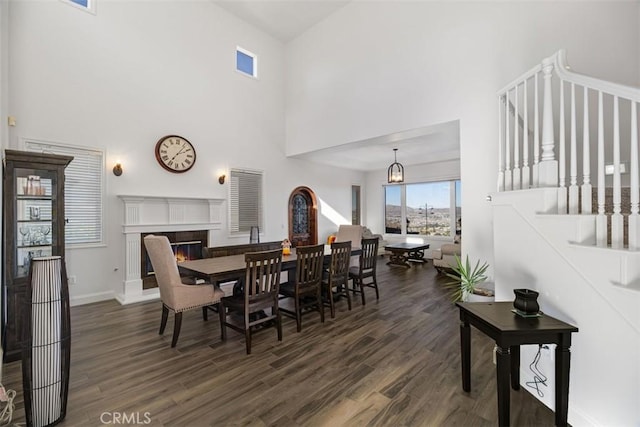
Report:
497,49,640,249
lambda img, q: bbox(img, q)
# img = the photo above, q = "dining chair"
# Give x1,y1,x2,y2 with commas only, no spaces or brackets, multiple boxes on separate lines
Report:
322,241,352,318
218,249,283,354
348,237,380,305
144,235,225,347
279,244,325,332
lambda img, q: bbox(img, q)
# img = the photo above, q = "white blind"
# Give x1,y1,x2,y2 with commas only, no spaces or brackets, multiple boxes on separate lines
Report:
229,169,263,234
26,141,104,245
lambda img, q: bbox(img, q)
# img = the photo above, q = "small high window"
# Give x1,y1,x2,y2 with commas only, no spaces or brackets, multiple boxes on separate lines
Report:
236,47,257,78
61,0,96,14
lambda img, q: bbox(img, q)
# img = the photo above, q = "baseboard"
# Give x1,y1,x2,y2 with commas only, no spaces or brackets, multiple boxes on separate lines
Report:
70,291,114,307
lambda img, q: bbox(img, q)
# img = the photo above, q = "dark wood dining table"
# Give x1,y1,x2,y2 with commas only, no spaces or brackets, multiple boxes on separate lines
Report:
178,245,358,288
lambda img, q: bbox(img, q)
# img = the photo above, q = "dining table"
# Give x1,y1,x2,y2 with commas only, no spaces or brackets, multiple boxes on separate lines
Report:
178,245,360,290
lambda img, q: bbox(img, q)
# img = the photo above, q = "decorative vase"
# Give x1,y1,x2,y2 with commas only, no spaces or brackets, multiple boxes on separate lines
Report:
513,288,540,314
22,256,71,427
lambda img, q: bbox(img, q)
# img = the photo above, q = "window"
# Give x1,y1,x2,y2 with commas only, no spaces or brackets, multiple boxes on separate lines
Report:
351,185,361,225
229,169,263,234
61,0,96,14
236,47,257,78
26,140,104,246
384,179,461,237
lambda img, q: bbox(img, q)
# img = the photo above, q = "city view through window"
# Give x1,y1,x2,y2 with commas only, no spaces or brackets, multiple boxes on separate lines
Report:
385,180,461,236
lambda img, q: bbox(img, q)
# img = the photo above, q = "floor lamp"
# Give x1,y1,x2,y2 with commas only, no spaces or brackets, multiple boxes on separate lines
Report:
22,256,71,427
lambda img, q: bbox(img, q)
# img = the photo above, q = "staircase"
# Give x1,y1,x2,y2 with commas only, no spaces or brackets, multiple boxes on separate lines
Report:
492,50,640,426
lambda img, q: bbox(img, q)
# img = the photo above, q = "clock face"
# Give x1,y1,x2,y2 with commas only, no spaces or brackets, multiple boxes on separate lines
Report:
154,135,196,173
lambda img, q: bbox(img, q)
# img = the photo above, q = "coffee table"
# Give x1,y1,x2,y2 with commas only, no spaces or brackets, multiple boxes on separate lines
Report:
384,242,430,267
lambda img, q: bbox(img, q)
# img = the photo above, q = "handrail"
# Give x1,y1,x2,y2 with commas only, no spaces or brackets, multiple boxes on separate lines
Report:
554,49,640,102
497,49,640,102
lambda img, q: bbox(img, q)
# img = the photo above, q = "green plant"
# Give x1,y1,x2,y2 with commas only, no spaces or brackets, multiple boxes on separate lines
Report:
444,254,490,302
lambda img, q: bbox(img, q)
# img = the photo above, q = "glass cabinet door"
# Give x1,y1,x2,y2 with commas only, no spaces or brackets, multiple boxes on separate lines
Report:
14,168,57,278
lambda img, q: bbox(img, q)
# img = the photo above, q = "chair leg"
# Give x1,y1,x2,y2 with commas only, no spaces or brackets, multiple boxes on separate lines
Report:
245,328,252,355
373,278,380,300
329,287,336,319
295,295,302,333
345,285,352,311
202,306,208,321
171,312,183,348
276,308,283,341
360,279,366,305
219,302,227,341
159,304,169,335
318,289,325,323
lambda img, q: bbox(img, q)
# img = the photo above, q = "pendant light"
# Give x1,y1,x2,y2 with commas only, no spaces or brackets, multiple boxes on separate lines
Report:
387,148,404,183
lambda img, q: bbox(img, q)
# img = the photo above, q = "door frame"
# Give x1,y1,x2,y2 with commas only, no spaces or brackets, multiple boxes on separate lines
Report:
288,186,318,246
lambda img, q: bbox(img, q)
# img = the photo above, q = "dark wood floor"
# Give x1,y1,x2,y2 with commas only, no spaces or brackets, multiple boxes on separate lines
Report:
3,259,556,426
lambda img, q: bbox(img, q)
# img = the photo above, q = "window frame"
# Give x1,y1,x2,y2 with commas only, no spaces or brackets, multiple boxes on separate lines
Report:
228,168,264,237
384,178,461,240
236,46,258,79
24,139,106,248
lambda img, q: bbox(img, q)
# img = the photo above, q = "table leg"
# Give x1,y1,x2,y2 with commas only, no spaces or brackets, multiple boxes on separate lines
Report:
555,337,572,426
387,251,410,267
496,345,511,427
510,345,520,390
460,317,471,392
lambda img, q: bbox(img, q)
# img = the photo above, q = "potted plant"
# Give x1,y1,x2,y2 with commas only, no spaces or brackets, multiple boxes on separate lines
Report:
444,254,494,302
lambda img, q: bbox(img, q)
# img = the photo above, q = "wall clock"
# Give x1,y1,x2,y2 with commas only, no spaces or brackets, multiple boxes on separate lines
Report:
154,135,196,173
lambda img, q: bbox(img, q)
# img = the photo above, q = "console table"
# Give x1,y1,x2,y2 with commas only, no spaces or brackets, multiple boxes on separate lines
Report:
456,301,578,427
384,242,430,267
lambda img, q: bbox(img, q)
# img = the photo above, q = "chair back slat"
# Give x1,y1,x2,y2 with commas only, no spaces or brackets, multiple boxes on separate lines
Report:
360,238,379,271
295,244,325,291
329,241,352,286
244,249,283,304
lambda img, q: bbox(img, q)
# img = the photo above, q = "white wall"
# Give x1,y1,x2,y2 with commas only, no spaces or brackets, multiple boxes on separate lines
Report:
7,0,364,304
286,1,640,276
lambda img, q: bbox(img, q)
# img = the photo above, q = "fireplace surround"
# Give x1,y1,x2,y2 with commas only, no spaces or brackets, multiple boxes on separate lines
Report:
117,195,224,304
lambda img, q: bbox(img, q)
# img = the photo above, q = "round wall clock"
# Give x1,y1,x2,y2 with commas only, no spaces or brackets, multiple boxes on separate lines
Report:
154,135,196,173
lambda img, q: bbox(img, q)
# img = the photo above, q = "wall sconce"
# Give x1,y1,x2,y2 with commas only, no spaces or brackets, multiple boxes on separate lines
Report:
218,174,226,185
113,162,123,177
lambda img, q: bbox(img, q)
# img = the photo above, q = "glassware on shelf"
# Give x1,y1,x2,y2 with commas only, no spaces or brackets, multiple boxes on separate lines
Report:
19,226,30,246
42,226,51,244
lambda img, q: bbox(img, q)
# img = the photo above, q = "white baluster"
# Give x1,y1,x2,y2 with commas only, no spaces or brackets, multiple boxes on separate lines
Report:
505,89,512,191
522,78,530,189
596,91,607,247
611,96,623,248
581,86,592,214
628,102,639,249
569,83,579,214
513,83,521,190
498,95,504,191
539,57,558,187
558,80,567,214
532,72,540,188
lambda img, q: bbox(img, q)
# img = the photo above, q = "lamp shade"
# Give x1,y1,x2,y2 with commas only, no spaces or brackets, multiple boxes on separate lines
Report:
387,148,404,183
22,256,71,427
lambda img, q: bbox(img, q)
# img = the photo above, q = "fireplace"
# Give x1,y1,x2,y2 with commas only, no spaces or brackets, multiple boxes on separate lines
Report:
141,230,208,289
117,195,224,305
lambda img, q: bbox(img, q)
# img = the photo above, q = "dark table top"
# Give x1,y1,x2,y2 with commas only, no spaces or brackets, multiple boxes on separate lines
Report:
456,301,578,334
384,242,430,251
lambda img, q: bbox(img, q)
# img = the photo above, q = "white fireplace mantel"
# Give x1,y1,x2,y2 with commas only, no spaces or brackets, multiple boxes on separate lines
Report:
116,195,225,305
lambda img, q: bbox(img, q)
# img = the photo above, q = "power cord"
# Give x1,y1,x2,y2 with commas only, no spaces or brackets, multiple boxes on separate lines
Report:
0,384,18,427
525,345,548,398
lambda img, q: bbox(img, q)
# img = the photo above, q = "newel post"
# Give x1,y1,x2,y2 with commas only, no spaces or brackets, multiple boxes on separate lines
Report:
538,56,559,188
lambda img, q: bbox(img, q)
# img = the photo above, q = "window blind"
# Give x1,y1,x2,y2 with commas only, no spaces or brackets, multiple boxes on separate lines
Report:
25,141,104,245
229,169,263,234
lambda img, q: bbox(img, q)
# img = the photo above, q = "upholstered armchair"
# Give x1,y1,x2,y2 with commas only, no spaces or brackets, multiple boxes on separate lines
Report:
432,240,462,274
144,235,225,347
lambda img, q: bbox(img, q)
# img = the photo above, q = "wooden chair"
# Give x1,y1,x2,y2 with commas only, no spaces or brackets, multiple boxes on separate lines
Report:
348,237,380,305
218,249,283,354
279,244,325,332
144,235,225,347
322,241,352,318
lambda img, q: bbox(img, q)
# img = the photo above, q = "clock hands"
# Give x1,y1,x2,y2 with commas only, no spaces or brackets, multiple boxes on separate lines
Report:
169,145,190,162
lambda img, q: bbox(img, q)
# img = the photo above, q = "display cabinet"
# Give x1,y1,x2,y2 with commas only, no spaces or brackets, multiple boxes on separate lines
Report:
2,149,73,362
